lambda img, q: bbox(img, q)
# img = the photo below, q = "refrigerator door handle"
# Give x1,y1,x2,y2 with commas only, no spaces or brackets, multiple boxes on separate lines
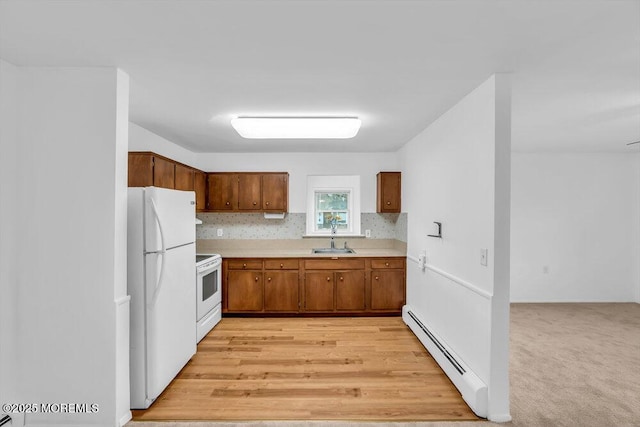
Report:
149,198,167,307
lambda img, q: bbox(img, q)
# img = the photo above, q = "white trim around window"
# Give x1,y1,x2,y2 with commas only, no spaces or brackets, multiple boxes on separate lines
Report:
306,175,361,236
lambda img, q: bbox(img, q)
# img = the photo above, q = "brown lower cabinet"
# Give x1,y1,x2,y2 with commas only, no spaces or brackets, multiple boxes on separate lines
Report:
227,270,263,311
304,272,335,311
223,257,405,315
264,271,299,312
371,270,405,310
336,271,366,311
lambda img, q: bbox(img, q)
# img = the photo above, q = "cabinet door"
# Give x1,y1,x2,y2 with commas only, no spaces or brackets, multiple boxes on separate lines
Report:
174,164,195,191
336,271,366,311
304,272,334,311
227,271,263,311
262,173,288,211
208,173,237,210
238,174,262,210
128,153,154,187
371,270,405,310
194,171,206,211
153,156,175,189
264,271,299,312
377,172,401,213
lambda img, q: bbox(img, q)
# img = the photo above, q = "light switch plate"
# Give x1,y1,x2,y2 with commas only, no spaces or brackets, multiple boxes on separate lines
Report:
480,248,488,266
217,228,223,237
365,229,371,238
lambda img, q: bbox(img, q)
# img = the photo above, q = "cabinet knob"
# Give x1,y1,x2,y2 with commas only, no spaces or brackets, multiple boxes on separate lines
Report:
375,276,379,280
242,263,247,268
253,201,257,206
267,277,272,282
339,276,344,281
266,201,270,206
255,276,259,282
327,277,331,281
280,263,284,268
386,201,391,205
385,262,389,266
225,201,230,206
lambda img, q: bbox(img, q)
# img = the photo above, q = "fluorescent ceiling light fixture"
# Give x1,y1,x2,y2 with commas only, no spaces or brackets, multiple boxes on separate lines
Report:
231,117,361,139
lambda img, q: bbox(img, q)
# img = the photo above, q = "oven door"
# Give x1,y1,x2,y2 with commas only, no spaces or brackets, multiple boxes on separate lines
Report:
196,258,222,321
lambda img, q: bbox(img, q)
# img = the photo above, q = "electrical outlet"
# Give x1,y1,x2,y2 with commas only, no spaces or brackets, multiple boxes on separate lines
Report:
365,229,371,238
217,228,223,237
480,248,488,266
418,250,427,270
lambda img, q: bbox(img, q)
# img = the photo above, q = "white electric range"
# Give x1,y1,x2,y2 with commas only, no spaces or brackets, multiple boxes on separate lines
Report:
195,254,222,342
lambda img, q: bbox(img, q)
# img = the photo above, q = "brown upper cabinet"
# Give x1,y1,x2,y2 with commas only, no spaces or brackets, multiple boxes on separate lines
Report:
128,152,176,188
174,163,195,191
262,173,288,211
207,172,288,213
238,174,262,210
127,152,206,212
207,173,238,211
377,172,401,213
194,171,207,212
128,152,289,213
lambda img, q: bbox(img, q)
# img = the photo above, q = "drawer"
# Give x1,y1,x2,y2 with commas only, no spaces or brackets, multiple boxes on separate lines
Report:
371,258,405,269
304,259,365,270
227,259,263,270
264,259,299,270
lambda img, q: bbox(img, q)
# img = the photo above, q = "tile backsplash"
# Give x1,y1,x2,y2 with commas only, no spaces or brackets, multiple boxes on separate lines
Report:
196,212,407,242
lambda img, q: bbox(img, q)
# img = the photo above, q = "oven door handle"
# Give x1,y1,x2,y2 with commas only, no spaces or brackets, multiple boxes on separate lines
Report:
149,198,167,307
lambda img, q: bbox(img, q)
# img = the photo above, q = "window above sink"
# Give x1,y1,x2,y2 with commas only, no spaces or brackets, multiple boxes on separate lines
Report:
305,175,361,236
315,191,349,232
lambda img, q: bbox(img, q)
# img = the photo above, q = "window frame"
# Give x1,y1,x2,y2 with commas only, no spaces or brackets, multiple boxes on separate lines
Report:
306,175,361,236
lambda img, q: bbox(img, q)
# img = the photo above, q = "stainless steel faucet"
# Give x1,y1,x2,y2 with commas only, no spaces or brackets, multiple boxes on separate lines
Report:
330,219,337,248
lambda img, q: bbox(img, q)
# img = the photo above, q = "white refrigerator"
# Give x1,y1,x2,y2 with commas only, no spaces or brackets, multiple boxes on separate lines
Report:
127,187,197,409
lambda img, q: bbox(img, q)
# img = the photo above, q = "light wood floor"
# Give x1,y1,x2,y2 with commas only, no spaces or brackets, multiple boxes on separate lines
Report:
132,317,478,422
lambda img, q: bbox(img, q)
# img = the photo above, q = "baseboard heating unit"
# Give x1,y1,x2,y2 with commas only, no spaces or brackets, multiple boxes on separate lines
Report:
402,305,488,418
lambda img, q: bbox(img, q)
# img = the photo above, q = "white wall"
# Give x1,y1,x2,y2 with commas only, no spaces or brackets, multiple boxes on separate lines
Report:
0,59,20,416
195,152,399,213
511,152,640,302
129,122,196,166
0,63,130,426
398,74,511,421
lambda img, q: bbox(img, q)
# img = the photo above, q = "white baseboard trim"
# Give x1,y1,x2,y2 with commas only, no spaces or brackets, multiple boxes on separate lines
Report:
119,411,132,426
403,305,488,418
489,413,513,423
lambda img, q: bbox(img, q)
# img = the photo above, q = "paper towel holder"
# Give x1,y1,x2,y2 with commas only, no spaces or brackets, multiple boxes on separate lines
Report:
427,221,442,238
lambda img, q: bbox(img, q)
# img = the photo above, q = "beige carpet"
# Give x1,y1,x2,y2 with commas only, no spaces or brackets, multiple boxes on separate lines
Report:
129,303,640,427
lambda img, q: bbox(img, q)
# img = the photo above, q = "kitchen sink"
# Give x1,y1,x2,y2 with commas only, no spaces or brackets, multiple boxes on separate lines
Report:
311,248,356,254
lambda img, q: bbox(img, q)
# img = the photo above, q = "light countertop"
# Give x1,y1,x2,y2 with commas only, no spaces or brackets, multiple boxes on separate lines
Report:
196,238,406,259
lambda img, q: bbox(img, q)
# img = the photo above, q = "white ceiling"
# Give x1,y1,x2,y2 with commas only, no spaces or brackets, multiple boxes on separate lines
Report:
1,0,638,153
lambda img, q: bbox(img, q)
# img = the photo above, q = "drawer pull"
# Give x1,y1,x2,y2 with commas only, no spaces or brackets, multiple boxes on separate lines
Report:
375,276,379,280
386,201,391,205
339,276,344,281
267,277,272,282
255,276,259,282
280,263,284,268
327,277,331,281
243,263,247,268
253,201,257,206
385,262,389,266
